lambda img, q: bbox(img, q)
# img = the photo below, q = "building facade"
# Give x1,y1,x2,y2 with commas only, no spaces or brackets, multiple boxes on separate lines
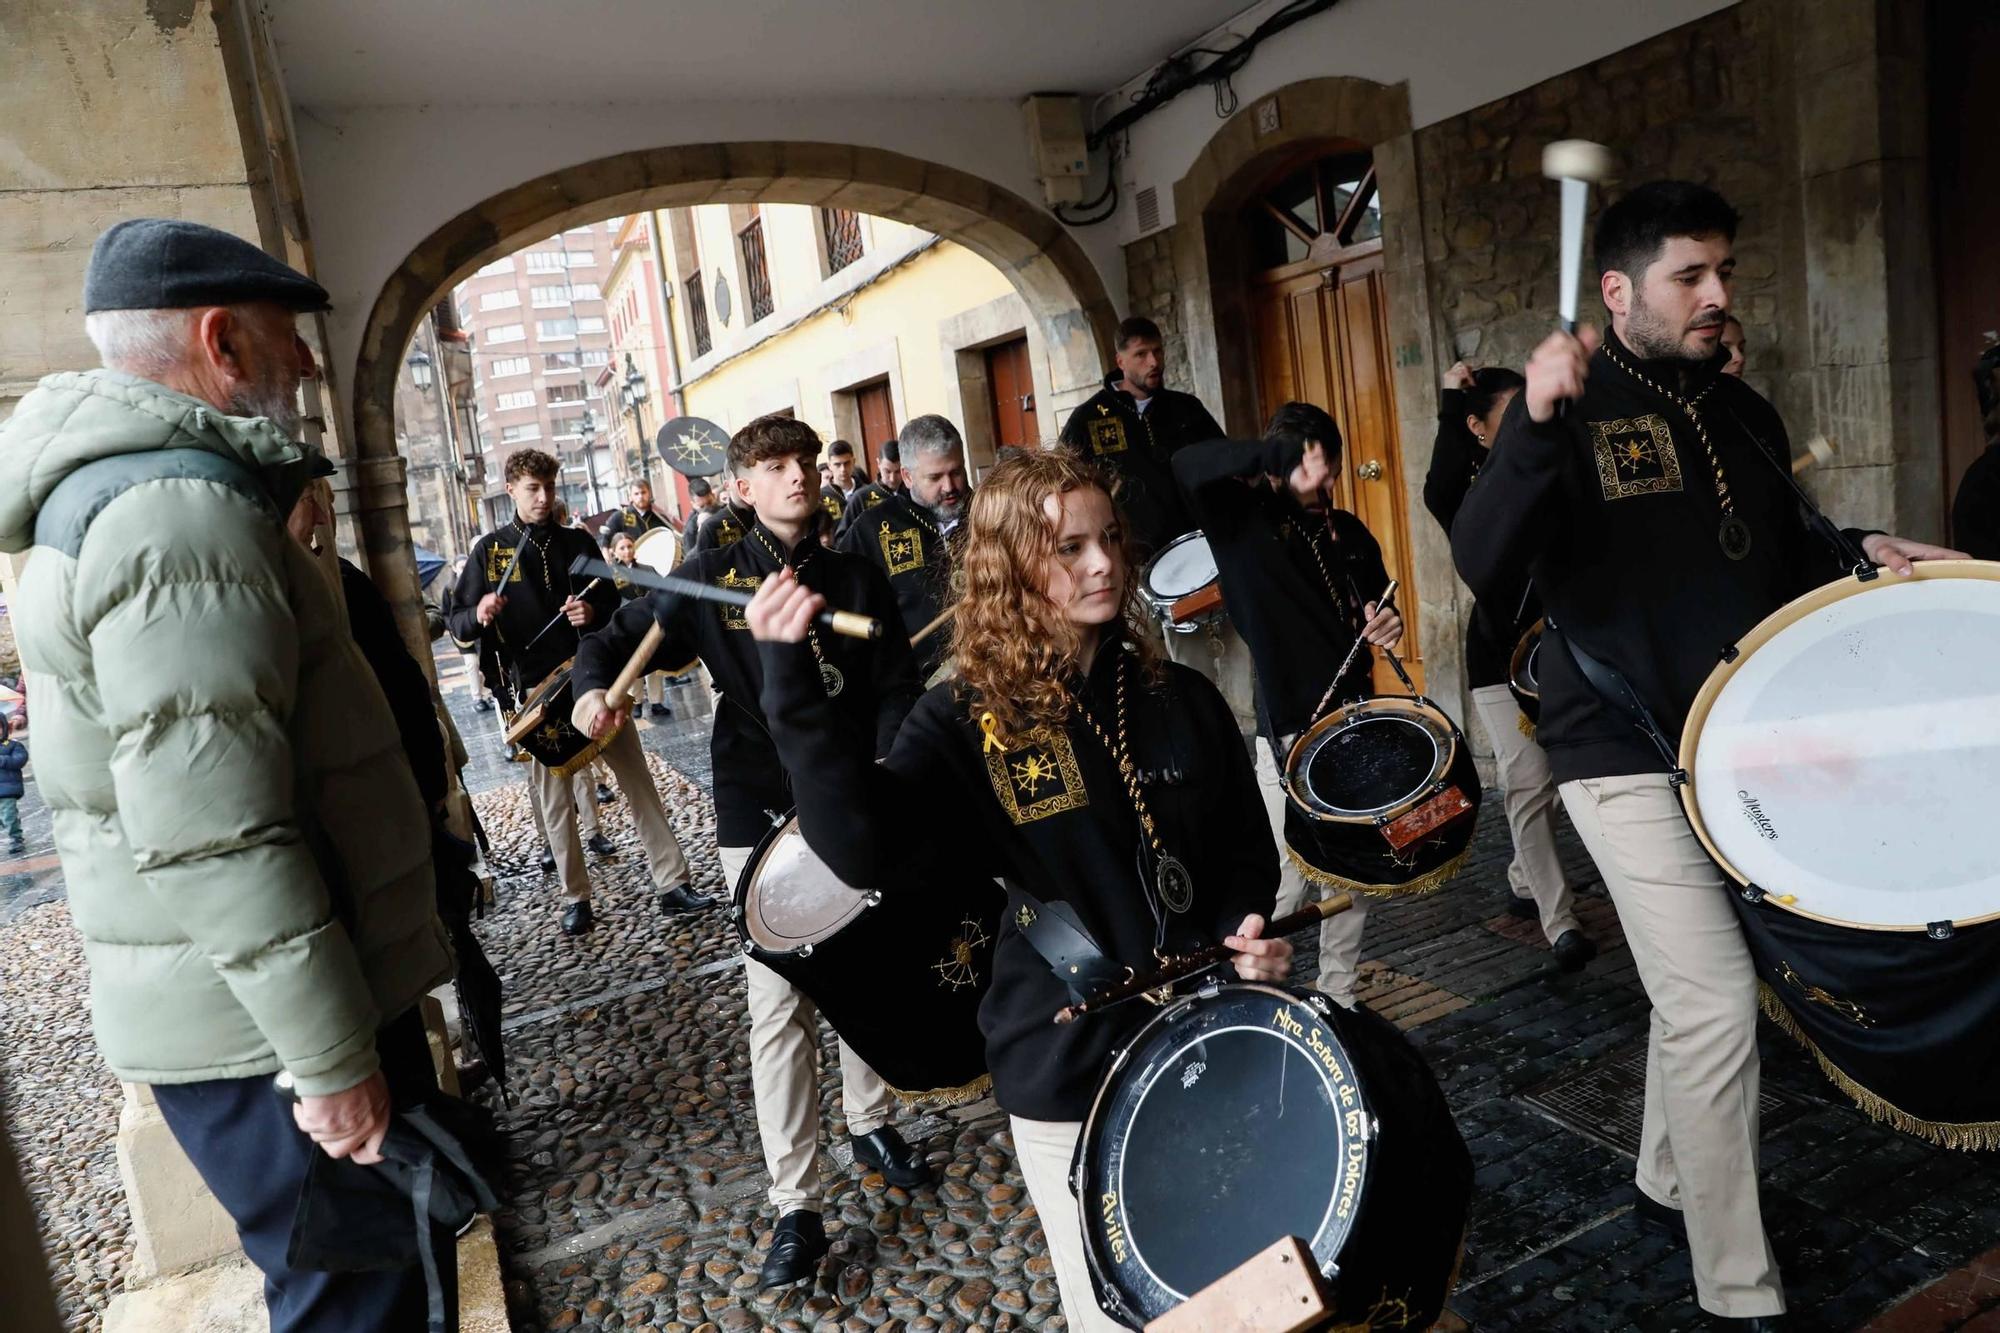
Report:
393,306,481,562
599,212,686,521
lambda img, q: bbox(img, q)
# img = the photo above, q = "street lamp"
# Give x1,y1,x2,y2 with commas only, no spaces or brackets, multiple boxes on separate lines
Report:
620,351,650,482
578,409,605,514
406,345,435,389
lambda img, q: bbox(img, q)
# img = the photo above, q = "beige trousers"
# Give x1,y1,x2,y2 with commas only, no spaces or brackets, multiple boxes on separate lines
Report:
530,721,689,903
719,844,894,1213
1559,773,1784,1318
1470,684,1581,944
1008,1116,1125,1333
1262,738,1369,1005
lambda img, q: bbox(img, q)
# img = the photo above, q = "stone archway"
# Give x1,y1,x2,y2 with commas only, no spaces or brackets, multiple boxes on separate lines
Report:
351,142,1119,468
1163,75,1470,720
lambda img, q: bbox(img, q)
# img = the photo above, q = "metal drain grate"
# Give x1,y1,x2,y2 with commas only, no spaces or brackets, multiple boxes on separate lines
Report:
1520,1042,1810,1157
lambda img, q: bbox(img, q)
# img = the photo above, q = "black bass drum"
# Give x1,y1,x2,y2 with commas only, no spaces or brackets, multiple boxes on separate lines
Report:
1074,982,1470,1328
735,812,1001,1107
1282,696,1482,895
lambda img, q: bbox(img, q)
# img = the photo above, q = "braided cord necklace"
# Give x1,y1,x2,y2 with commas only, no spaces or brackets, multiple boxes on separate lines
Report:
1601,343,1749,559
749,526,844,697
1068,651,1194,917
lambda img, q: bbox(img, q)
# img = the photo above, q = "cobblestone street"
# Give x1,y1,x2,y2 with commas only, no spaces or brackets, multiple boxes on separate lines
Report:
6,647,2000,1331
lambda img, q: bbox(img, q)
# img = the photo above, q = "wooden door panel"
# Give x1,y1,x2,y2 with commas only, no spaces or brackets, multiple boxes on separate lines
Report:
985,337,1038,450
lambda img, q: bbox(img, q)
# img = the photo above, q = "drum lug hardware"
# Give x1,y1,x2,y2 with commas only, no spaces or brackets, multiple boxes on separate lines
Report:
1740,883,1766,904
799,942,815,958
1851,561,1880,584
1195,975,1223,1000
1307,993,1333,1016
1719,644,1740,664
1928,920,1956,941
864,891,883,908
1668,768,1689,791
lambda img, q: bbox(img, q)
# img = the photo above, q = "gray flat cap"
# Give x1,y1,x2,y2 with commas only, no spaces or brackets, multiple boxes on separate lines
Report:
84,218,331,315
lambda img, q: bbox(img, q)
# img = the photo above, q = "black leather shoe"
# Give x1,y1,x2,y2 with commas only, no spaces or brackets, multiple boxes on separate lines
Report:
1506,897,1540,922
595,783,616,805
758,1209,826,1289
1632,1188,1687,1239
657,883,715,915
587,833,617,857
538,847,556,874
851,1126,932,1188
649,702,671,718
560,901,594,936
1552,929,1597,972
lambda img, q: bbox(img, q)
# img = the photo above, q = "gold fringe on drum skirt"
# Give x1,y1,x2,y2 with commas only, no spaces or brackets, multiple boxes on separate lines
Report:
1285,845,1472,900
1757,983,2000,1151
886,1073,992,1111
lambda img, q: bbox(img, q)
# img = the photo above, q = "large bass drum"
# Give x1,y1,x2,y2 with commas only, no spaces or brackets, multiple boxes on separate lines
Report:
1283,696,1482,895
1680,561,2000,1145
1074,982,1470,1329
630,525,681,575
735,813,1001,1107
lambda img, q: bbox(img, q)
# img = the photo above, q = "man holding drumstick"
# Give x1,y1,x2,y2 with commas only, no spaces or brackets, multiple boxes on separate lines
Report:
1454,180,1960,1328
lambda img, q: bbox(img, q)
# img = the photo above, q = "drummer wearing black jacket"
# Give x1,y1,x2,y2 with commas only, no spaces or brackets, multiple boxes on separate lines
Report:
570,414,931,1291
447,447,698,937
835,414,969,682
1452,181,1958,1329
1171,406,1400,1009
744,449,1289,1333
1422,364,1592,970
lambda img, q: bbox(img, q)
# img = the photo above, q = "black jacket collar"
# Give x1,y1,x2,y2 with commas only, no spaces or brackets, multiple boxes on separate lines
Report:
741,518,822,571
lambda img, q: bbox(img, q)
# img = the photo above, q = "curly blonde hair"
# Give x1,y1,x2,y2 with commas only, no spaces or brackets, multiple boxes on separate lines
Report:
949,448,1161,740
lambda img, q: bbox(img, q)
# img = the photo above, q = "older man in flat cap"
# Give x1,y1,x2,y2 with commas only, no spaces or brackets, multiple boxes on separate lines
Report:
0,219,456,1331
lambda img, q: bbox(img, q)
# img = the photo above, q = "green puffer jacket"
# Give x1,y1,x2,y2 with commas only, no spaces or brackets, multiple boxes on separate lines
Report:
0,370,452,1096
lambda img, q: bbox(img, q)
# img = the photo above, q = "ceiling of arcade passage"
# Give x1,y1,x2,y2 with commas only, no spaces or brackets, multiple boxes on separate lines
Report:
267,0,1248,106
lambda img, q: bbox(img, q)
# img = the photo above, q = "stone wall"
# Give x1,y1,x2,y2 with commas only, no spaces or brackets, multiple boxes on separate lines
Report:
1413,0,1809,431
1119,228,1193,394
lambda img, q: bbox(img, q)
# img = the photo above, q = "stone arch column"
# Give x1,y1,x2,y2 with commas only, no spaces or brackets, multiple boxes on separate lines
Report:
1164,75,1471,723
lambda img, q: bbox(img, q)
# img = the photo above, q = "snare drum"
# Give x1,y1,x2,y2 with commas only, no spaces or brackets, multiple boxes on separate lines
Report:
1140,530,1224,632
630,525,681,575
1075,982,1470,1328
1680,561,2000,1144
1283,696,1482,894
735,813,1001,1106
503,661,622,777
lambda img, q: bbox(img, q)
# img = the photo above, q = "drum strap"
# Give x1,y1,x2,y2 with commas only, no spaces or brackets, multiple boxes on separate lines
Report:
1551,622,1683,775
1002,882,1128,1003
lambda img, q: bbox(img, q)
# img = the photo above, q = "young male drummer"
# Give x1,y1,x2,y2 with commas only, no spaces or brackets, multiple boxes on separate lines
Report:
1171,404,1401,1008
835,414,971,681
449,447,706,936
570,414,930,1289
1453,180,1959,1329
599,477,673,547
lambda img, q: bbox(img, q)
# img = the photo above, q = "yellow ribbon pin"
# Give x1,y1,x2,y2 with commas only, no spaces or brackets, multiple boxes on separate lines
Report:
980,712,1007,754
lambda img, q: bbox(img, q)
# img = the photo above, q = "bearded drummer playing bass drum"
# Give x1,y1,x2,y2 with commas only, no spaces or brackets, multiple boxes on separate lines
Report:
742,449,1291,1333
1452,179,1962,1329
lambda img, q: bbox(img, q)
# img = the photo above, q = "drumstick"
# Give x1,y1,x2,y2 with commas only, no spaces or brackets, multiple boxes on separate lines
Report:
908,605,955,648
566,555,882,640
1304,579,1399,727
1542,140,1614,334
606,623,666,704
521,578,603,652
1792,435,1836,474
1052,893,1355,1025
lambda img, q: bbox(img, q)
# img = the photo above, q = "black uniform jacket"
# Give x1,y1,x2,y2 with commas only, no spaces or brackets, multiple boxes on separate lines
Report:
1952,443,2000,561
1059,372,1223,557
1172,438,1391,745
1422,388,1537,689
1452,330,1869,784
758,637,1277,1122
834,489,957,681
817,484,850,533
599,505,672,547
573,519,919,847
447,519,620,703
686,500,751,555
832,481,899,541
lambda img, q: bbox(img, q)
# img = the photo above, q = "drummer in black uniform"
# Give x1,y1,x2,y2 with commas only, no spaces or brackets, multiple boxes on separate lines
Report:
1171,404,1400,1009
1453,180,1958,1328
743,448,1290,1333
598,477,673,547
835,414,970,681
447,448,705,936
570,414,930,1290
1422,362,1593,970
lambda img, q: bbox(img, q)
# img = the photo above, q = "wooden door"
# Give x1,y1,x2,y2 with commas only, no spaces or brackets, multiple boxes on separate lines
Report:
855,379,897,476
985,336,1039,450
1249,248,1422,692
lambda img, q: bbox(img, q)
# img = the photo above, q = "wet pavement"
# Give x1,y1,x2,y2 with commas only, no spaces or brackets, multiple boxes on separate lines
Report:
4,644,2000,1331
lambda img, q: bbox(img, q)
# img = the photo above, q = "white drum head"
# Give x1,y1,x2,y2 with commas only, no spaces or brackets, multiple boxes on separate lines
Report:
740,818,872,953
1682,563,2000,929
632,526,681,575
1143,532,1217,603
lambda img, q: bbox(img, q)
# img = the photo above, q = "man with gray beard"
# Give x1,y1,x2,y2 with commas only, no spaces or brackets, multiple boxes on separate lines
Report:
835,414,970,679
0,219,455,1331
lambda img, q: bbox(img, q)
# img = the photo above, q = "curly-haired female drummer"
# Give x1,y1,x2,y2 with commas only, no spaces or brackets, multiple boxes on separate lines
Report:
744,449,1291,1332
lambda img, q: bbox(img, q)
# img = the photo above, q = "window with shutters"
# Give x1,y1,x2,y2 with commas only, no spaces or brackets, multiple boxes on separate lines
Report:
495,389,536,411
525,251,565,273
684,273,712,358
480,289,520,311
546,382,587,404
822,207,864,274
500,423,542,442
531,285,569,307
489,356,531,378
740,218,774,323
485,323,525,344
537,318,578,341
